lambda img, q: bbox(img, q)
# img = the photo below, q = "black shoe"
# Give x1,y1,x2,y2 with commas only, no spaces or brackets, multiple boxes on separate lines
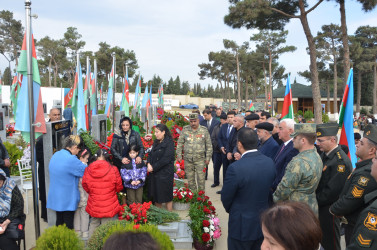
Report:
211,184,219,188
216,190,222,194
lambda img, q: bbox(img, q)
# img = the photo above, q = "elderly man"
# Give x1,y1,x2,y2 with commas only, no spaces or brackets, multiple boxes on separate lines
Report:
228,114,246,162
176,113,212,191
271,119,299,192
36,107,62,222
316,123,352,250
245,114,259,130
222,128,275,250
256,122,279,159
330,124,377,245
273,123,323,215
267,117,283,145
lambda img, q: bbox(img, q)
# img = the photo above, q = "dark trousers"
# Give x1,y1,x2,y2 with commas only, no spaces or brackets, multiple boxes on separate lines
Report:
344,224,354,246
0,234,19,250
319,205,341,250
228,236,263,250
56,211,75,229
213,152,222,185
222,154,230,183
40,200,47,221
0,167,10,177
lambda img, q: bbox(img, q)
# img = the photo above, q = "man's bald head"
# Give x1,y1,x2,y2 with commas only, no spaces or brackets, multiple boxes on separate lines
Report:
49,108,61,122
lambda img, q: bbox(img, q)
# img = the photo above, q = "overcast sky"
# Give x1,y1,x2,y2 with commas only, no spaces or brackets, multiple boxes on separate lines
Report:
1,0,377,88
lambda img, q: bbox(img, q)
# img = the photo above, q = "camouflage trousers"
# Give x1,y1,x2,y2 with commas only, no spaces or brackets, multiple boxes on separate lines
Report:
185,159,206,192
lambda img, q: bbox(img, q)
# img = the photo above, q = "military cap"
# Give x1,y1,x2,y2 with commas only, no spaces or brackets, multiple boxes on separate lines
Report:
255,122,274,132
220,113,227,120
290,123,317,137
245,114,260,121
363,124,377,144
316,123,339,137
189,113,198,120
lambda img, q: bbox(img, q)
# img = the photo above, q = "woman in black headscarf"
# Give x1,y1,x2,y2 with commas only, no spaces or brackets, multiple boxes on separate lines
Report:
111,116,145,169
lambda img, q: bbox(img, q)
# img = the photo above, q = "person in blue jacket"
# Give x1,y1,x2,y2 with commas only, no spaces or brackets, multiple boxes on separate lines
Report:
256,122,279,159
221,128,276,250
47,135,87,229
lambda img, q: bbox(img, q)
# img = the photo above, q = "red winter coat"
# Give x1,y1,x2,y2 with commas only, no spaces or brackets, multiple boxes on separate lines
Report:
82,160,123,218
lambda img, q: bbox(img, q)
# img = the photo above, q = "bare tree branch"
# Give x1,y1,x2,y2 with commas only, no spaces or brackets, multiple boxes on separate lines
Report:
270,7,299,19
305,0,324,15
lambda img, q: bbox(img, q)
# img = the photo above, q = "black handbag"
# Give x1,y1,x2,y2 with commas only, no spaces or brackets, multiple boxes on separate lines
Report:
5,215,25,240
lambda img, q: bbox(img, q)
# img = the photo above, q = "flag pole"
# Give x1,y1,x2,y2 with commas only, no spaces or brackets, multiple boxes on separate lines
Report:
86,56,91,132
25,0,40,238
112,52,116,132
94,59,98,113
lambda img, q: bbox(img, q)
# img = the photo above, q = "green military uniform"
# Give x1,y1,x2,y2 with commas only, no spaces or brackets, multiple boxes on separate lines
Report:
273,123,323,216
316,123,353,250
330,124,377,245
176,113,212,192
347,190,377,249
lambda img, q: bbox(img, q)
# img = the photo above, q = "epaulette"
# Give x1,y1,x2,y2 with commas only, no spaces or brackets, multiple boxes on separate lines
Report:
337,151,342,160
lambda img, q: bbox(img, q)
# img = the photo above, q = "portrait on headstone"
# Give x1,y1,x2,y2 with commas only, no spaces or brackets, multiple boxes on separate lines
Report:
100,120,107,143
52,121,71,153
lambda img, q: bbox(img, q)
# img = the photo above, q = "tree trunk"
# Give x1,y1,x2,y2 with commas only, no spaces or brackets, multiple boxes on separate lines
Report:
262,62,268,110
219,80,226,102
299,1,322,123
333,55,338,117
226,74,231,104
54,64,58,87
373,65,377,116
236,53,241,110
245,77,249,108
339,0,351,92
356,69,362,116
326,80,331,114
48,58,52,87
268,47,273,114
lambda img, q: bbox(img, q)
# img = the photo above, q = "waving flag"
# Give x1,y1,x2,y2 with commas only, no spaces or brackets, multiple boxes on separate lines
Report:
121,68,130,116
281,74,294,120
104,63,114,117
14,32,46,142
339,69,356,168
71,58,86,132
100,84,103,104
248,100,255,111
148,83,152,108
90,73,97,115
10,74,22,115
134,74,141,111
84,62,91,130
64,88,74,108
141,83,149,108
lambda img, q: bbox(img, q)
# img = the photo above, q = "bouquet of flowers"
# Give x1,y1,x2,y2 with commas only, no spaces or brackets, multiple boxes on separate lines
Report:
6,123,15,137
188,190,221,248
174,160,185,179
173,187,193,203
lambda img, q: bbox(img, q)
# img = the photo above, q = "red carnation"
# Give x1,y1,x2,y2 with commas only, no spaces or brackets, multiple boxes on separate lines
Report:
208,201,212,205
202,220,210,227
210,206,216,211
202,233,211,242
133,224,140,229
199,190,205,196
197,197,202,201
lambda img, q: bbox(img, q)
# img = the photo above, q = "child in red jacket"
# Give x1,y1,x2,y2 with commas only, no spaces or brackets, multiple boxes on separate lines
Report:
82,149,123,238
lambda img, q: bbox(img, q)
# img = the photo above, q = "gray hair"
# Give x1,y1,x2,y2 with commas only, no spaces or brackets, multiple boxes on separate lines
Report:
280,118,296,130
235,114,245,123
267,117,279,127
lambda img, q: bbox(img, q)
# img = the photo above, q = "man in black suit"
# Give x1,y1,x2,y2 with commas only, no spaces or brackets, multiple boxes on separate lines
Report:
221,128,276,250
200,109,220,179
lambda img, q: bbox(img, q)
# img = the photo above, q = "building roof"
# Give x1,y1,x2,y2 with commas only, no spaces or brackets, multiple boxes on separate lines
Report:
258,82,341,99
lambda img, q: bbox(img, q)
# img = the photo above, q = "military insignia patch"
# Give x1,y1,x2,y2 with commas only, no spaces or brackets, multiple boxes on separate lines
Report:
337,151,342,159
317,132,321,136
358,177,370,186
357,233,372,247
337,165,345,172
364,212,377,231
351,186,364,198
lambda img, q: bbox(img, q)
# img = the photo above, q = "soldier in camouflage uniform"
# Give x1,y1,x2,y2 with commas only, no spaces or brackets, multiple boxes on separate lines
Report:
330,124,377,246
273,123,323,216
176,113,212,192
316,123,352,250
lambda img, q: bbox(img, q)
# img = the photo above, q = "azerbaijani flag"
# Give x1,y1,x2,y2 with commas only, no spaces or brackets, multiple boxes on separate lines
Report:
83,62,91,130
64,88,74,108
134,74,142,112
120,68,130,116
158,83,164,106
71,58,86,132
248,100,255,111
281,74,294,120
104,63,114,117
338,69,356,168
15,32,46,142
90,73,97,115
10,74,21,114
141,83,149,108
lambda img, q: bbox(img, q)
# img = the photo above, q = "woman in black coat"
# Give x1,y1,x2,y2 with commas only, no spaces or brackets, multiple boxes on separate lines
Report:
111,116,145,169
147,124,175,211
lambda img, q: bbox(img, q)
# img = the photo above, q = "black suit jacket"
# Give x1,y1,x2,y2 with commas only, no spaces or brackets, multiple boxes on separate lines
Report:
200,118,220,136
221,151,276,241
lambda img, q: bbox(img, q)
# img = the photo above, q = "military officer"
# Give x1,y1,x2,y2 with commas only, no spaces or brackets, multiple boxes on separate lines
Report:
330,124,377,246
273,123,323,216
176,113,212,192
316,123,352,250
347,148,377,249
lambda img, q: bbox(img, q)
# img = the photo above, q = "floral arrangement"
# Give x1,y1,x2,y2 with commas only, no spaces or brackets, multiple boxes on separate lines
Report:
173,187,193,203
188,190,221,247
6,123,15,137
120,202,180,226
174,160,185,179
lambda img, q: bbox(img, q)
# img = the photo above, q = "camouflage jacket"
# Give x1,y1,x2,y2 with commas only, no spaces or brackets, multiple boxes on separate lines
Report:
347,190,377,249
273,147,323,215
176,125,212,162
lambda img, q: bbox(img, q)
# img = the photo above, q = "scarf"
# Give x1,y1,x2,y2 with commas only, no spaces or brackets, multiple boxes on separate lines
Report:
0,169,16,218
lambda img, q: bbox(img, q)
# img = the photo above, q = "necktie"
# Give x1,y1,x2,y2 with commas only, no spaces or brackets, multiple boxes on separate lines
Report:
274,143,286,161
227,125,231,138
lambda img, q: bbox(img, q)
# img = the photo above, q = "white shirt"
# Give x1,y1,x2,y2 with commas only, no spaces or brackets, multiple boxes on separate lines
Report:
241,149,258,158
284,138,293,146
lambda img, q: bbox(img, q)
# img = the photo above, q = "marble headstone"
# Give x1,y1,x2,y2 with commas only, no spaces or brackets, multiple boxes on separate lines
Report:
91,114,107,144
